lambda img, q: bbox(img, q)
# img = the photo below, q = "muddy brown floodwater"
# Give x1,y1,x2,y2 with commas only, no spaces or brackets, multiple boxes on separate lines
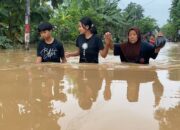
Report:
0,42,179,130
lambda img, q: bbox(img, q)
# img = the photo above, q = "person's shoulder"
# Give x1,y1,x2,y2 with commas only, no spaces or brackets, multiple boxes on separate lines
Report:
93,34,101,39
120,42,127,46
114,43,120,49
77,34,85,39
92,34,102,42
141,41,154,47
119,42,127,48
38,40,46,46
141,41,155,51
39,39,45,43
76,34,85,42
53,39,63,45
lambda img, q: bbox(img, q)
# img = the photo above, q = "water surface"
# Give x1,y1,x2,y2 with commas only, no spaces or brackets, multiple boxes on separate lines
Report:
0,43,179,130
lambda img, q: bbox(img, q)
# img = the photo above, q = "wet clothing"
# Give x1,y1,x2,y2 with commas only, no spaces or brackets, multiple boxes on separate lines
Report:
76,34,104,63
119,41,141,62
37,39,65,62
114,42,158,64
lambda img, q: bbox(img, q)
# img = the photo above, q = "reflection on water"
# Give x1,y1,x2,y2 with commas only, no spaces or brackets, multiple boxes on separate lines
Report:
0,43,179,130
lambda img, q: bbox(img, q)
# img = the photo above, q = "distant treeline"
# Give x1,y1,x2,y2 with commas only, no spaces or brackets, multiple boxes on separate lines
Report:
0,0,179,49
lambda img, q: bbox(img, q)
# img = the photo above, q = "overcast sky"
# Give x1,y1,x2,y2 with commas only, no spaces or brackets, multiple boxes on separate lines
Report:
119,0,172,27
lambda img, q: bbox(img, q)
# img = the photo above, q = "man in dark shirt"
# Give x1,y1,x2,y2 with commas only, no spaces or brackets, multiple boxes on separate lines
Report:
36,22,66,63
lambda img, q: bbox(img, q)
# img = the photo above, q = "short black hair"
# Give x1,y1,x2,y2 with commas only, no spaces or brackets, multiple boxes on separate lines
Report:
38,22,53,32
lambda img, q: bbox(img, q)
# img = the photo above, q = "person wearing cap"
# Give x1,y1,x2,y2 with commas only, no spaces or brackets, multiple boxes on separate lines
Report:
104,27,166,64
65,17,109,63
36,22,66,63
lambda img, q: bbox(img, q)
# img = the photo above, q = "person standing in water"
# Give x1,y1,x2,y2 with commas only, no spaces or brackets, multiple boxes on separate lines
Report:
65,17,109,63
149,34,156,45
36,22,66,63
104,27,166,64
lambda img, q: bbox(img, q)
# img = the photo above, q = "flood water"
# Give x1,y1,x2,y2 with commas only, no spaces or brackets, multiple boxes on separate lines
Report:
0,42,179,130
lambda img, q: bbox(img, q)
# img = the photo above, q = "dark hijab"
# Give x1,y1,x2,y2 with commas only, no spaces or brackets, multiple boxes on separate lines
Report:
120,27,141,62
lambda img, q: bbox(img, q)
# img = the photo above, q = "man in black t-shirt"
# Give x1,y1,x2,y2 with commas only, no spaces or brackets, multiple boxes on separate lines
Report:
36,22,66,63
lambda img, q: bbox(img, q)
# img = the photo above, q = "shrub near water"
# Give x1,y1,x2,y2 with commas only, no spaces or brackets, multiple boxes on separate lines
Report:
0,36,13,49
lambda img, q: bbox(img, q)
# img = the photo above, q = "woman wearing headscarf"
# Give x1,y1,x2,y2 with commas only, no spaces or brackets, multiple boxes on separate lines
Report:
104,27,166,64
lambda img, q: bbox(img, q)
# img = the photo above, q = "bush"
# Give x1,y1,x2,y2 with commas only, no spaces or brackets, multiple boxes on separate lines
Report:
0,36,13,49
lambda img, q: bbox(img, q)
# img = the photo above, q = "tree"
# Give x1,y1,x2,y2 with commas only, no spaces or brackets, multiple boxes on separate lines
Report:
0,0,53,48
123,2,144,26
161,22,176,42
121,2,153,39
170,0,180,41
50,0,124,42
136,17,157,34
0,0,160,48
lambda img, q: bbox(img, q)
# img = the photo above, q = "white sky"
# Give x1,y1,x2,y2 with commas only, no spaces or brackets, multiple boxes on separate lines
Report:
119,0,172,27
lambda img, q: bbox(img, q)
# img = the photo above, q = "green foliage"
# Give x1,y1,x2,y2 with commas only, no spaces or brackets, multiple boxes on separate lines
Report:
0,36,13,49
136,17,157,34
51,0,63,8
161,22,177,41
124,2,144,21
50,5,81,42
0,0,54,48
50,0,124,43
0,0,161,48
119,2,156,39
0,0,25,44
30,4,53,43
164,0,180,41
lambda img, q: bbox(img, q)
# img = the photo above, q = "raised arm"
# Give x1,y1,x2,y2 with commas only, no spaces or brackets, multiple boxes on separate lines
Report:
65,48,80,58
99,44,110,58
99,32,114,58
104,32,114,50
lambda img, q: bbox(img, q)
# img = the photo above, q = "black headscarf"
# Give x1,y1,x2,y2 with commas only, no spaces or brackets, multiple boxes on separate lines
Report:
120,27,141,62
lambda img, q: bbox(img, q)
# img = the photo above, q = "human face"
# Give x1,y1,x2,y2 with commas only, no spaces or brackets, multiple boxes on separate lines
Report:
150,36,155,41
40,30,51,40
78,22,88,34
128,30,138,44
